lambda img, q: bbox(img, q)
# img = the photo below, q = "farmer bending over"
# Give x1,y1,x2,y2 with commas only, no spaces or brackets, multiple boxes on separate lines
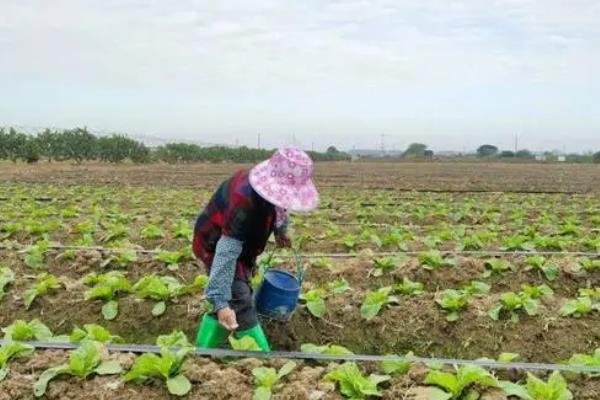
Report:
193,147,319,351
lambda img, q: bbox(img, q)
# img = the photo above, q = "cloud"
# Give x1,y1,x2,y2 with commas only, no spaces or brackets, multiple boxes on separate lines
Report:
0,0,599,151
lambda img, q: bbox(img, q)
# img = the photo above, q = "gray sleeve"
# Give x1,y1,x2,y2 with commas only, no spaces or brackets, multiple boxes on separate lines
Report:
204,235,243,312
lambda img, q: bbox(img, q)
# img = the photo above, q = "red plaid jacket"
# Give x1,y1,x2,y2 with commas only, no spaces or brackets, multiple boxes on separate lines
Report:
192,170,276,280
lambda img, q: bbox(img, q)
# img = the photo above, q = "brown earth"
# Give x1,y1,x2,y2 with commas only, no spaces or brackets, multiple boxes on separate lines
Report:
2,161,600,193
0,349,598,400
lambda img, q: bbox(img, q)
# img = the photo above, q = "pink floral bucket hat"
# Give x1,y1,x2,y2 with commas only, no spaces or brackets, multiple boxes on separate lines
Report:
249,147,319,212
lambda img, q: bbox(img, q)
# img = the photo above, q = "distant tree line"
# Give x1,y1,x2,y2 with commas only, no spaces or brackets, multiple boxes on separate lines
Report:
0,127,351,164
477,144,600,163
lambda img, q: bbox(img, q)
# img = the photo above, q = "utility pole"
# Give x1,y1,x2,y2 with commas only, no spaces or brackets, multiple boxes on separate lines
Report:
380,134,386,156
514,133,519,153
257,133,261,149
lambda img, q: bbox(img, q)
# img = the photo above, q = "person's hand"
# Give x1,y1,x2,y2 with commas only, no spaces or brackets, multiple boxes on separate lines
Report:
217,307,239,331
275,234,292,249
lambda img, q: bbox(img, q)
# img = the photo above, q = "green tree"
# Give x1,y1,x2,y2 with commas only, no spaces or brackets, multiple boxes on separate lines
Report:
593,151,600,164
499,150,515,158
515,149,534,159
402,143,428,159
477,145,499,158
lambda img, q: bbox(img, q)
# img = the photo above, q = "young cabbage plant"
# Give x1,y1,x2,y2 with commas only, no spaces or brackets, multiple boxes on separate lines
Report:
525,256,559,281
394,277,424,296
521,284,553,300
489,292,539,323
325,362,390,400
502,235,535,251
100,249,138,268
229,335,262,351
500,372,573,400
301,343,354,356
424,364,499,400
424,234,443,249
578,288,600,301
419,251,455,270
100,223,129,243
155,250,187,271
0,267,15,301
124,333,193,396
567,348,600,377
171,219,193,241
328,278,351,295
360,287,399,320
371,257,399,277
2,319,54,341
380,352,414,376
140,224,165,239
0,341,34,381
576,257,600,273
311,257,333,269
436,289,471,322
382,229,410,251
300,289,327,318
34,341,123,397
133,275,187,316
22,239,51,269
23,273,61,309
70,324,123,344
533,235,569,251
83,271,132,320
252,361,296,400
482,259,513,277
461,280,491,296
560,296,599,318
341,235,358,251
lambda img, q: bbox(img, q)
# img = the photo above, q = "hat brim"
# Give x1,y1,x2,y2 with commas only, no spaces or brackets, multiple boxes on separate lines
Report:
249,160,319,212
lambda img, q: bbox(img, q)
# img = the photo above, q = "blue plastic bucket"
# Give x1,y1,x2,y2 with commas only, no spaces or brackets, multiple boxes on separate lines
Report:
255,269,301,321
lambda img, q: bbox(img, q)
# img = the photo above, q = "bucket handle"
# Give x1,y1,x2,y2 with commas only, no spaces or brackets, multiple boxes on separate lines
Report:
261,247,305,286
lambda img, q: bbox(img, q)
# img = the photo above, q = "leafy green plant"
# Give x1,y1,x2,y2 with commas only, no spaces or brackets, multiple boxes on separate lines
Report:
576,257,600,273
328,278,351,295
500,372,572,400
489,292,539,322
155,250,188,271
22,239,50,269
0,267,15,301
100,223,129,243
23,273,61,309
394,277,424,296
124,333,193,396
300,289,327,318
311,257,333,269
140,224,165,239
521,284,553,300
360,287,399,320
34,340,123,397
579,287,600,301
482,259,513,277
567,348,600,376
252,361,296,400
372,257,399,276
301,343,354,355
229,335,262,351
502,235,534,251
341,235,358,251
172,219,193,241
533,235,569,251
325,362,390,399
560,296,598,318
436,289,471,321
101,249,138,268
70,324,123,344
419,251,455,270
462,280,490,296
133,275,186,316
380,352,413,375
2,319,53,341
0,341,34,380
525,256,559,281
382,229,409,251
83,271,132,320
424,364,499,399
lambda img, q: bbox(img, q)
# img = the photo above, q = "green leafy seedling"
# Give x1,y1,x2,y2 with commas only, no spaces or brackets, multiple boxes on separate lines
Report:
521,284,553,300
567,348,600,377
2,319,53,341
124,332,192,396
34,341,122,397
70,324,123,344
311,257,333,269
394,277,424,296
325,362,390,399
424,364,499,399
0,341,34,381
133,275,186,317
300,288,327,318
560,296,598,318
489,292,539,323
380,352,414,375
328,278,351,295
0,267,15,301
419,251,455,270
500,371,573,400
436,289,471,322
462,280,490,296
372,257,399,276
83,271,132,320
101,249,138,268
360,287,399,320
301,343,354,356
483,259,513,277
525,256,559,281
229,335,262,351
252,361,296,400
23,273,61,309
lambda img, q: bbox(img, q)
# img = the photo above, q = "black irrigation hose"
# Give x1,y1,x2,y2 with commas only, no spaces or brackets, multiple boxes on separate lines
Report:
3,339,600,374
0,243,598,258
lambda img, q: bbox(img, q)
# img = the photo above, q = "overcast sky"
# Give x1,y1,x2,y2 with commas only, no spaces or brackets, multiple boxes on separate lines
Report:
1,1,600,152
